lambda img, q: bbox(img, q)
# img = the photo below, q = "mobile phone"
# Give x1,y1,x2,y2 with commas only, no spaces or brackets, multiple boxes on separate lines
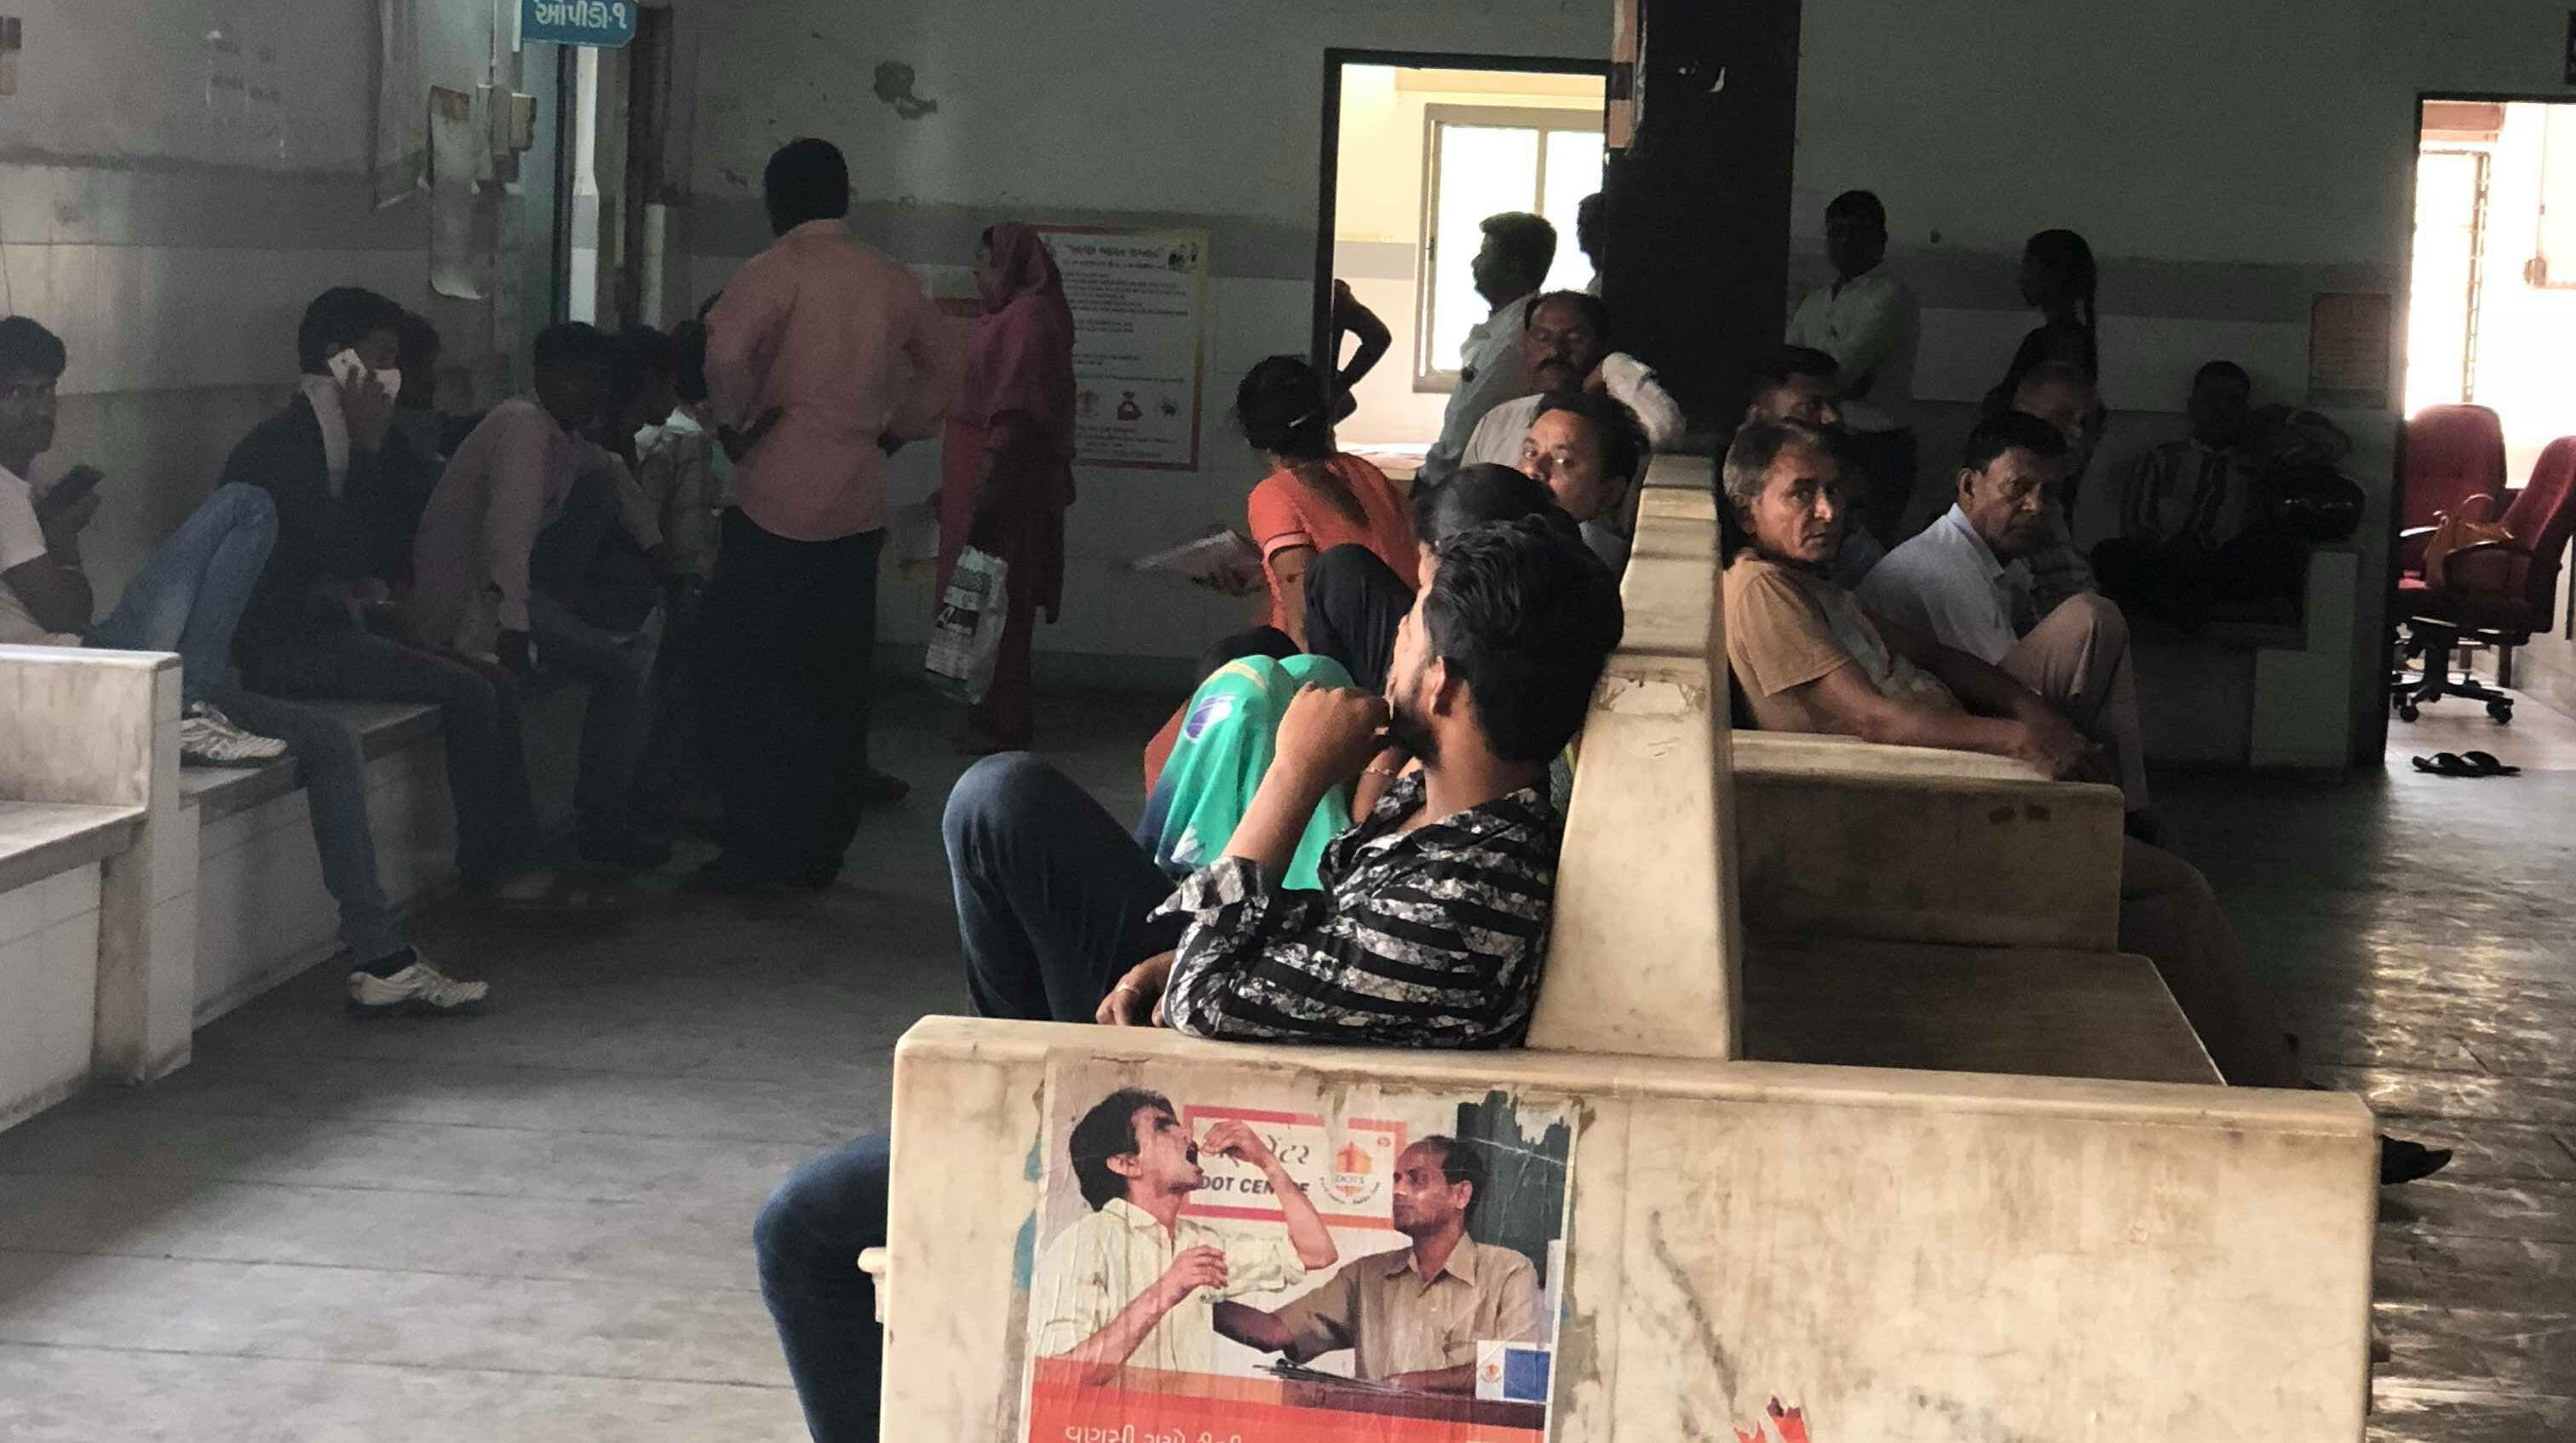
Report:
35,465,103,517
327,348,369,387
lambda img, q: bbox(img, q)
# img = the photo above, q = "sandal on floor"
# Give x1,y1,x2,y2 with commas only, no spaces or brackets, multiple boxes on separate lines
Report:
2412,753,2480,778
2460,750,2521,777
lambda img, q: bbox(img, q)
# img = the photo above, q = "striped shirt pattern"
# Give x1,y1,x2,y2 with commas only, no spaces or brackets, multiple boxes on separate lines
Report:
1156,773,1560,1049
2116,440,2251,554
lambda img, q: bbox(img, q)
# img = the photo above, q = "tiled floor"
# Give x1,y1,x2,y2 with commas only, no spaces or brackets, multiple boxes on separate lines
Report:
2170,698,2576,1441
0,681,2569,1440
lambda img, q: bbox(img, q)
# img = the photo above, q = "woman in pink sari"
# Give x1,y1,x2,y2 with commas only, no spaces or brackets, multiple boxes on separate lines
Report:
940,223,1078,753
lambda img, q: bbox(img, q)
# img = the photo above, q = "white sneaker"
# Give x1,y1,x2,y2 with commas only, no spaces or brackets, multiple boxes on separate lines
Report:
348,959,489,1017
181,701,290,767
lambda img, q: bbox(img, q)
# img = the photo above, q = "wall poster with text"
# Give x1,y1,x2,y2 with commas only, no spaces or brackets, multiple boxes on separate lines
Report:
1021,1060,1574,1443
1036,227,1209,471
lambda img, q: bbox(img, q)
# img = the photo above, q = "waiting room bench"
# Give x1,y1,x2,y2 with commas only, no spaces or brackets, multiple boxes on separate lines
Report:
1731,731,2125,951
877,1018,2370,1440
863,455,2371,1435
2,638,599,1134
0,645,190,1127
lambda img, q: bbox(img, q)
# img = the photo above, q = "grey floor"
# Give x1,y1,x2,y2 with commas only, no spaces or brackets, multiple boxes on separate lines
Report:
0,682,2570,1440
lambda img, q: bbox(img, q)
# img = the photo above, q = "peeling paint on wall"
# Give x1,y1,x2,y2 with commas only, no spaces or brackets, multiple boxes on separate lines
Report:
872,60,936,120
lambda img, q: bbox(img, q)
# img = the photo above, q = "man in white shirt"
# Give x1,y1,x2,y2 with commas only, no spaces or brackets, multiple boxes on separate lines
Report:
1029,1089,1338,1382
1859,411,2151,823
1462,290,1685,467
0,315,285,765
1785,190,1919,545
1417,212,1556,486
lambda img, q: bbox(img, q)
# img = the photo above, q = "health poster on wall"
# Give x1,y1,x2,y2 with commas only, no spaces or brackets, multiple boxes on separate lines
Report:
1019,1060,1574,1442
1038,227,1209,470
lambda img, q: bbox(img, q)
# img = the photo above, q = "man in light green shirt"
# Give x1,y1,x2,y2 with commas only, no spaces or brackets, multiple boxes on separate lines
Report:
1028,1088,1340,1381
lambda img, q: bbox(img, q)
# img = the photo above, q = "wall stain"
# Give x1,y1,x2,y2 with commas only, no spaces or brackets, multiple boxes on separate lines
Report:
873,61,939,120
1647,1213,1739,1398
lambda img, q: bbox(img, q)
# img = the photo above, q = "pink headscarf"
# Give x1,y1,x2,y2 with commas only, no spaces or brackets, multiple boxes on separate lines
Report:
963,223,1078,463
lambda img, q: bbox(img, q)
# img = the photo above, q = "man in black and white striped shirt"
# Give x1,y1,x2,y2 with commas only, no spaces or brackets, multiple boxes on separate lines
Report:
753,515,1620,1440
1133,515,1619,1045
944,514,1623,1044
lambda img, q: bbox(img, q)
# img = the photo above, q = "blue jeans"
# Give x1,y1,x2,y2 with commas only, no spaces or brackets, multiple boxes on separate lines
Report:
527,591,658,842
246,628,545,889
756,1131,890,1443
86,483,276,706
207,686,408,966
941,753,1181,1023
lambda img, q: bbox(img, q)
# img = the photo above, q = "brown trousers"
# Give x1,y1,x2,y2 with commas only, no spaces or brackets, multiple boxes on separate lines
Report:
1998,592,2151,813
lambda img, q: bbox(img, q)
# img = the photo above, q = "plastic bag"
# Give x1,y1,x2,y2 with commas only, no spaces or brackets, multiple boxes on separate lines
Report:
926,547,1009,704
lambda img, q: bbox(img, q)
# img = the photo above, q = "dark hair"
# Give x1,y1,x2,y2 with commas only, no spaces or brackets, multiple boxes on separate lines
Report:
533,320,613,377
2194,359,2251,392
1827,189,1887,233
1534,390,1648,484
1423,516,1624,763
764,137,852,228
1235,355,1332,459
1416,1135,1488,1202
1757,345,1841,390
1527,289,1608,343
1236,354,1365,526
2026,228,2098,335
671,319,710,404
1411,463,1560,547
1068,1089,1175,1210
2012,358,2096,406
1480,212,1559,291
610,325,678,403
1960,411,2070,474
0,316,68,378
296,287,406,375
1194,625,1297,684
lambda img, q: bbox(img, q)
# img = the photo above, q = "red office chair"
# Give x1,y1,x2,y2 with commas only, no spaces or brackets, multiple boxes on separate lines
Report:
2395,436,2576,724
2397,404,2507,579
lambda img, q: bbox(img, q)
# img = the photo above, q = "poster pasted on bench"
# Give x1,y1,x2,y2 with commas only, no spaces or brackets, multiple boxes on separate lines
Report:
1021,1061,1574,1442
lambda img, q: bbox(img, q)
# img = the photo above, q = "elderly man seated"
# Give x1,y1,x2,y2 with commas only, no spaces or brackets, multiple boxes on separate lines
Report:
1744,345,1882,587
1718,417,2448,1186
1859,411,2151,831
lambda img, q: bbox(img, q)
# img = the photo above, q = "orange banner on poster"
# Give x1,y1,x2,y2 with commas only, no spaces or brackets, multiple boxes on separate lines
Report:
1026,1360,1546,1443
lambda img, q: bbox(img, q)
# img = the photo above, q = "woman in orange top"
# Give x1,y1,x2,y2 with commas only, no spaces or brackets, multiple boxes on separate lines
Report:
1233,355,1417,646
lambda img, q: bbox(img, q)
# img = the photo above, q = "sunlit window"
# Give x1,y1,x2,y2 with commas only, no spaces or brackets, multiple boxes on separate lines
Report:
1417,107,1604,389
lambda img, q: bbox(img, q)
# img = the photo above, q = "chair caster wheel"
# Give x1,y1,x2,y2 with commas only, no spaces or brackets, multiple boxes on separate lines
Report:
2397,703,2420,722
2487,700,2514,723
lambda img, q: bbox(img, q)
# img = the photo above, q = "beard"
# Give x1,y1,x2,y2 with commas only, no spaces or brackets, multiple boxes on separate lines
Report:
1384,698,1440,764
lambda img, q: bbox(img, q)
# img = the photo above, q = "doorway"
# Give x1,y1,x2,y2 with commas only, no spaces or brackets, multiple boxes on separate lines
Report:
2401,95,2576,716
1313,52,1610,465
2405,98,2576,485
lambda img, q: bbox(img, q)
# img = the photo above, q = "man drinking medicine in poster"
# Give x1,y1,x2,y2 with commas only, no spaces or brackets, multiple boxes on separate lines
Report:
1028,1089,1339,1381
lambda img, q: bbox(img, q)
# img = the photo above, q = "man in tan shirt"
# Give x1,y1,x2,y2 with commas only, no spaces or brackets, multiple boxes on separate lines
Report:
1217,1135,1541,1392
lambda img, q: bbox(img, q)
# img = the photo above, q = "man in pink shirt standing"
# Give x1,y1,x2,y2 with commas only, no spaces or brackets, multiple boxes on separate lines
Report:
704,138,948,892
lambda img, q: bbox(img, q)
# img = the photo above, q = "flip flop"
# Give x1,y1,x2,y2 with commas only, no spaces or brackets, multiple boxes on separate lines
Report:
2412,753,2480,778
2460,750,2522,777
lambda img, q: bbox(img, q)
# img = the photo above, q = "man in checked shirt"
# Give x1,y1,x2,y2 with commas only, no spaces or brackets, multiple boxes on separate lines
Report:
751,515,1623,1442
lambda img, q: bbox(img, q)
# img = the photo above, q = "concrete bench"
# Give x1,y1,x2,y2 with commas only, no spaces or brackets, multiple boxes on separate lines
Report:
0,645,192,1124
877,1018,2370,1440
1731,731,2125,951
858,457,2371,1435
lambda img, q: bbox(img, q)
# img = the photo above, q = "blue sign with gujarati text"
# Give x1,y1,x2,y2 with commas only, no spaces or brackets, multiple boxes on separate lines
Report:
522,0,635,48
